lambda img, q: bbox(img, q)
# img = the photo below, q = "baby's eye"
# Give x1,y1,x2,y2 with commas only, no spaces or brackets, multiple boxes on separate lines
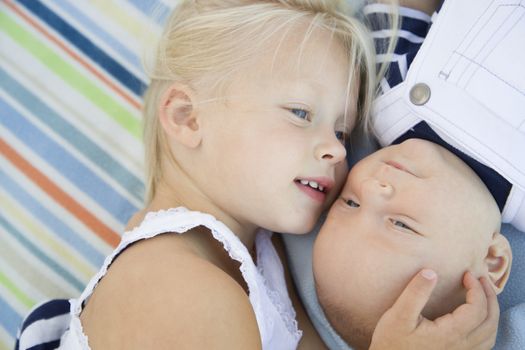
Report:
289,108,310,121
390,219,415,232
344,198,360,208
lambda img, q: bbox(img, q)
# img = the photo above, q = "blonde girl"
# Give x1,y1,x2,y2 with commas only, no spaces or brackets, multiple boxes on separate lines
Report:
55,0,376,348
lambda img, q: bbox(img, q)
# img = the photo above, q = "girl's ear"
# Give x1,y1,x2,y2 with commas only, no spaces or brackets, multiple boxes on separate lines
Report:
159,83,201,148
485,231,512,294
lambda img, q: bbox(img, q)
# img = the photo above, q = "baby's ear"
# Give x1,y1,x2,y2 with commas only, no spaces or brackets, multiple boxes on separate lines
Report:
484,231,512,294
159,83,201,148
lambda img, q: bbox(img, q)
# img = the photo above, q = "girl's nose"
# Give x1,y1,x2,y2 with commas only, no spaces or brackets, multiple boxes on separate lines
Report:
314,132,347,165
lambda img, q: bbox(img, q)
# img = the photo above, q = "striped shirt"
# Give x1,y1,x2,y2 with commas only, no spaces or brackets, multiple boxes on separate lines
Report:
364,3,433,93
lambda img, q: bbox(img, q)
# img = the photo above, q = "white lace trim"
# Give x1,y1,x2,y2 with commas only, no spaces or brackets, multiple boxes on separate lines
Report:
256,231,302,341
67,299,90,350
75,207,257,310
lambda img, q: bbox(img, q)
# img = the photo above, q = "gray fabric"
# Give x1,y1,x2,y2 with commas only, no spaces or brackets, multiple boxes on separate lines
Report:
495,303,525,350
495,224,525,349
498,224,525,311
283,224,352,350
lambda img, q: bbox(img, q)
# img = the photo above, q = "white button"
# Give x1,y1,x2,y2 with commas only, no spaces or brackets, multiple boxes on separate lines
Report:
409,83,431,106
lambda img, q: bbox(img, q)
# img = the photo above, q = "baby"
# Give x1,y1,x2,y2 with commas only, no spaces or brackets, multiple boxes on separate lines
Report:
313,138,512,350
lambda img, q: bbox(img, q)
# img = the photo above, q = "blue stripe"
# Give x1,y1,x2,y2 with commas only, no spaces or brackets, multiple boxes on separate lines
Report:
0,296,21,339
27,339,61,350
384,58,403,87
49,0,144,74
16,0,147,97
0,97,139,224
374,37,424,56
0,169,105,268
0,68,144,203
128,0,170,24
0,213,85,293
366,12,431,35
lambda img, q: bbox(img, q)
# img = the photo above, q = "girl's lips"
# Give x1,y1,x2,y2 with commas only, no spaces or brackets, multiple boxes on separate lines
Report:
295,181,327,203
294,177,334,203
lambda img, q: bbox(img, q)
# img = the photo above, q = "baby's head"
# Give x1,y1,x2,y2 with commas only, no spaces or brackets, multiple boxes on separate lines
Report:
313,138,512,349
141,0,379,234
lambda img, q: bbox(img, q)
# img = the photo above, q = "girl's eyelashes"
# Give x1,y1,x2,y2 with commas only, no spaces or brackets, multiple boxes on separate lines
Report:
335,130,350,143
286,107,350,143
288,108,311,121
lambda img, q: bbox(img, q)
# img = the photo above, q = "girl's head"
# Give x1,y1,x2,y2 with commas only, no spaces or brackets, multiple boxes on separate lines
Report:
143,0,377,234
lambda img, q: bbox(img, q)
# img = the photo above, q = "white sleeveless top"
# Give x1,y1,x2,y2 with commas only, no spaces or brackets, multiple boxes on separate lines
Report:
59,207,302,349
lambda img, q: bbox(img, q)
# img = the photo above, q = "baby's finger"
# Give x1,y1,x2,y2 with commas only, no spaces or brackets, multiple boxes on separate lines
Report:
466,277,499,346
480,276,499,325
448,272,488,333
388,269,438,331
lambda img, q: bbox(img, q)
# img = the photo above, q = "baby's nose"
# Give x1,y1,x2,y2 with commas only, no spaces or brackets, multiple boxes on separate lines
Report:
361,178,394,201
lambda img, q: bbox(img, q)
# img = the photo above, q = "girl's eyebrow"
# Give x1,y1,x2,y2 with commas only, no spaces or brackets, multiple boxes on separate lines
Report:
280,79,331,95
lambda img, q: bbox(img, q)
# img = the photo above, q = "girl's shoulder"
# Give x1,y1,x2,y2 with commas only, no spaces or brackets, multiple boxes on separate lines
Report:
120,207,255,283
81,225,262,348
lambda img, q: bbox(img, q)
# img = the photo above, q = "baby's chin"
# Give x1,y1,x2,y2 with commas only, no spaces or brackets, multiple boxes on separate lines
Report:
319,279,467,350
421,278,467,320
317,293,377,350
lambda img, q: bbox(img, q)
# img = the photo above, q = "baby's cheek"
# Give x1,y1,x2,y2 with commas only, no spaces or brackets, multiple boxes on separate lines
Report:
325,164,349,209
424,273,466,320
314,231,352,292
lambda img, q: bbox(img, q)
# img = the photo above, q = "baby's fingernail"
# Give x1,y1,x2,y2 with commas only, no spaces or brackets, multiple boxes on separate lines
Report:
421,269,437,280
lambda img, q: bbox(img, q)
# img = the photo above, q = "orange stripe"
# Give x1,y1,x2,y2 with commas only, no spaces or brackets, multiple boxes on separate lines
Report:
5,0,142,111
0,138,121,247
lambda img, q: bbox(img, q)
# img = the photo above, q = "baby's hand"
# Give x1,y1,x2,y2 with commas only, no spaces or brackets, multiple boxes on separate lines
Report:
369,270,499,350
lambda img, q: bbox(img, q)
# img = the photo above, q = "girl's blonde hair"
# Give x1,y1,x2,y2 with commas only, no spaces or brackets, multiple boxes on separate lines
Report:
142,0,378,203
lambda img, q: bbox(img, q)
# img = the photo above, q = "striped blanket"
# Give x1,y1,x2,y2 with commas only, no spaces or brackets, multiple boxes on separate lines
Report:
3,1,525,350
0,1,170,348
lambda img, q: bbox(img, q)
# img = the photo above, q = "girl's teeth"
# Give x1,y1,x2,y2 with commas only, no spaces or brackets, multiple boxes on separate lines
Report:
298,179,324,192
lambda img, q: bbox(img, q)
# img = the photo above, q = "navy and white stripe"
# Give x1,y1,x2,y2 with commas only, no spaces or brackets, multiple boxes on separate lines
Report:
364,3,432,93
15,299,70,350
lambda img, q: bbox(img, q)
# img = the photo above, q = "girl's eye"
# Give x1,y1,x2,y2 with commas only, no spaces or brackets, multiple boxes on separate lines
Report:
391,219,415,232
290,108,310,121
335,131,346,142
344,198,360,208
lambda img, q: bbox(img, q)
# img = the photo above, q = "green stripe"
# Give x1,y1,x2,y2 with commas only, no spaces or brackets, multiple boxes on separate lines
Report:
0,12,141,138
0,270,34,308
0,232,76,298
0,339,10,350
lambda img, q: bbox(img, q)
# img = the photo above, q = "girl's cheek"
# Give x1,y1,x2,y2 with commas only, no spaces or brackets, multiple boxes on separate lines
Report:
335,163,349,189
